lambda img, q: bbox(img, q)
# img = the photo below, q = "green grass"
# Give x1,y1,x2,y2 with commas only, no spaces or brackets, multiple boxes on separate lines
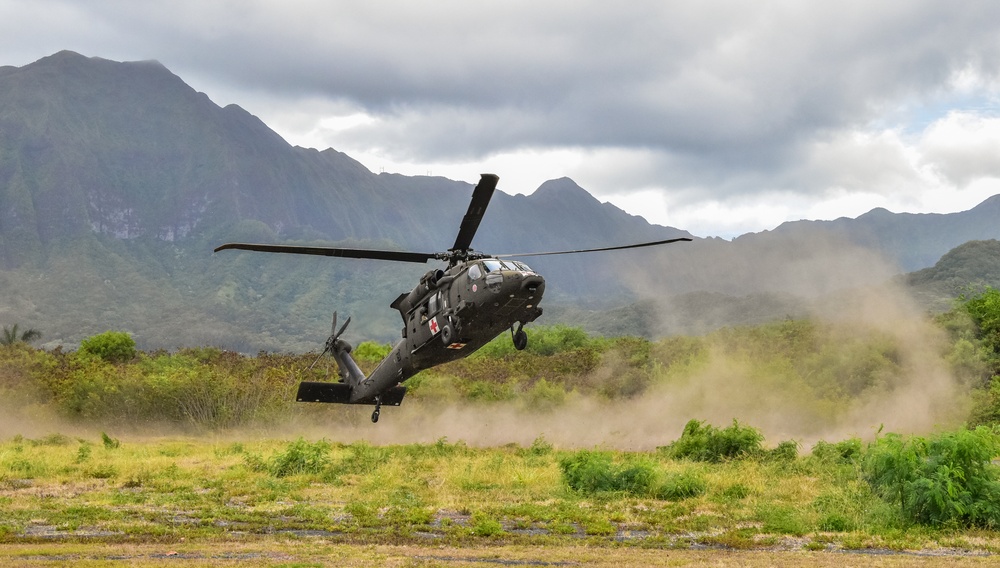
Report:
1,432,999,554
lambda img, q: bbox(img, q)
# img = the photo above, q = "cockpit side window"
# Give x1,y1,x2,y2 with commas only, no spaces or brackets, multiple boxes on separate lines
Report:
483,259,503,273
468,264,483,280
511,260,532,272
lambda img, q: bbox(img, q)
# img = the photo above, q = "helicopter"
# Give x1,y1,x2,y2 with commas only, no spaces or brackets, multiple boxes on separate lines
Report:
215,174,690,423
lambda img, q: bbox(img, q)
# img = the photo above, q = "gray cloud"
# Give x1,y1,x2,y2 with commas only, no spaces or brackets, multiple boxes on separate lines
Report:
3,0,1000,232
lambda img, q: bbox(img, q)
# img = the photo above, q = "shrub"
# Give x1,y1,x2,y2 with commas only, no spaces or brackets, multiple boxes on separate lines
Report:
560,450,617,493
811,438,862,464
328,441,390,477
964,287,1000,356
861,427,1000,528
526,436,553,456
768,440,800,462
473,325,598,358
250,438,332,477
558,450,657,495
79,331,136,363
661,419,765,462
527,325,591,356
654,471,707,500
352,341,392,362
101,432,120,449
523,378,566,411
470,512,504,536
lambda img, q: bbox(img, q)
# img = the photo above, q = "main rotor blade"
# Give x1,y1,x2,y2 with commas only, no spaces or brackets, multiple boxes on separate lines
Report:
214,243,436,264
451,173,499,253
496,237,693,258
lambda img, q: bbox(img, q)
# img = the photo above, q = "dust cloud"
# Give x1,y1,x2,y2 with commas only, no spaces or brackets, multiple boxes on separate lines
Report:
276,234,967,451
0,235,973,450
618,233,971,446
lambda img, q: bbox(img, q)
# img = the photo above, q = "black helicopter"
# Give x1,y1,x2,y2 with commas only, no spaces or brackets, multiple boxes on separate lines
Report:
215,174,690,422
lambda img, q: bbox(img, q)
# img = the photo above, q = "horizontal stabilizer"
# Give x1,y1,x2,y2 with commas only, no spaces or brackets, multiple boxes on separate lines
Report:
296,382,407,406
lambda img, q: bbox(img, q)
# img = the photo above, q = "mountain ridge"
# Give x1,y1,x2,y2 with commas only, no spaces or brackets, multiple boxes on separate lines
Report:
2,51,1000,351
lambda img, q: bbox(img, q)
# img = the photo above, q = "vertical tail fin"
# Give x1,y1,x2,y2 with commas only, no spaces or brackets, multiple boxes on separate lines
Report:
308,311,366,388
330,339,366,388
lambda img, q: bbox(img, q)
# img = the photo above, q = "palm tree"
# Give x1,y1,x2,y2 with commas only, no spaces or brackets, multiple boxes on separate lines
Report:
1,324,42,346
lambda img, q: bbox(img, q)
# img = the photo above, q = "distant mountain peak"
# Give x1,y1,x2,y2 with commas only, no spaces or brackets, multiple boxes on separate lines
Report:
533,177,590,197
39,49,89,62
530,178,602,209
975,194,1000,210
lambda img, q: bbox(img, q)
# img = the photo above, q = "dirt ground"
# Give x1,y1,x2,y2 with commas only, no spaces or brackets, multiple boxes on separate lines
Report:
2,540,996,567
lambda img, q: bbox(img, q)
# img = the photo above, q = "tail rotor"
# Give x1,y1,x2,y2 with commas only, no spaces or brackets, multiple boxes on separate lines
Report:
308,311,352,371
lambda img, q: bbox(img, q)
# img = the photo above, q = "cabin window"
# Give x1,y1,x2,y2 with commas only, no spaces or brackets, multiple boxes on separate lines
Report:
468,264,482,281
428,292,440,315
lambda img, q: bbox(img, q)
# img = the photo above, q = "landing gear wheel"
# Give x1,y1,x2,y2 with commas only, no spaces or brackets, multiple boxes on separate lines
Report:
371,397,382,423
512,323,528,351
441,323,454,345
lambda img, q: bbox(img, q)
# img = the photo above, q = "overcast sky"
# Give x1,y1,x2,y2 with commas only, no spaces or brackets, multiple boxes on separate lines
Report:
3,1,1000,237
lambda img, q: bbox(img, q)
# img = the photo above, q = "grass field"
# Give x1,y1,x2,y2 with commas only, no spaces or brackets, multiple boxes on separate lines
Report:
2,433,1000,566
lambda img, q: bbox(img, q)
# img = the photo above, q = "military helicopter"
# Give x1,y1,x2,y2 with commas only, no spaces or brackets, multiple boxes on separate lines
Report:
215,174,690,423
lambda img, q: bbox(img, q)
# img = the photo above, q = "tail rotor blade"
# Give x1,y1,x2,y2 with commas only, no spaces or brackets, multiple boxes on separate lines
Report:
310,311,347,371
307,349,328,371
336,316,351,340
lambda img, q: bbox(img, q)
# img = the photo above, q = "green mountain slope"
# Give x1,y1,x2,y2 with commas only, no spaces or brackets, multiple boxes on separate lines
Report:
2,51,999,351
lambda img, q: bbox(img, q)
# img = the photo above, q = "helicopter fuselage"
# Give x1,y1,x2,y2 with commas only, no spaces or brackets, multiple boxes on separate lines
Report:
217,172,689,422
350,257,545,402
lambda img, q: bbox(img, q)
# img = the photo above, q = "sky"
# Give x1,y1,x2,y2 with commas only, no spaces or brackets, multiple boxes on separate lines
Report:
3,1,1000,238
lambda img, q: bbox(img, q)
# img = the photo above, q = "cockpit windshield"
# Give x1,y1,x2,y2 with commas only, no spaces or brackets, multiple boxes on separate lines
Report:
483,259,532,272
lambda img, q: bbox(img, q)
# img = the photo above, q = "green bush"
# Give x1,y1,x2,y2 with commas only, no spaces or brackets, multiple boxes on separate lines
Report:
768,440,800,461
811,438,862,464
51,350,294,427
558,450,657,495
964,287,1000,357
78,331,136,363
523,378,566,410
100,432,120,449
654,470,707,500
661,419,765,462
248,438,332,477
559,450,617,493
328,441,391,477
862,427,1000,528
352,341,392,362
526,325,592,356
473,325,601,358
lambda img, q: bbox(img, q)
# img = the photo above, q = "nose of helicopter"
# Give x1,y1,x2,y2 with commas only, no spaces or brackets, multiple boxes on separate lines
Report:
521,274,544,294
509,272,545,303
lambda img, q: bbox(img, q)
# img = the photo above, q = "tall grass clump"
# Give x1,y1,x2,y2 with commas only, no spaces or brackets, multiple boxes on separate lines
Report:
862,427,1000,528
660,419,765,462
245,438,332,477
811,438,862,464
559,450,654,495
558,450,705,499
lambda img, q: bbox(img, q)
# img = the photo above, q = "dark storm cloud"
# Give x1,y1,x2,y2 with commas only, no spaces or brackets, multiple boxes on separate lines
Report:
3,0,1000,222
